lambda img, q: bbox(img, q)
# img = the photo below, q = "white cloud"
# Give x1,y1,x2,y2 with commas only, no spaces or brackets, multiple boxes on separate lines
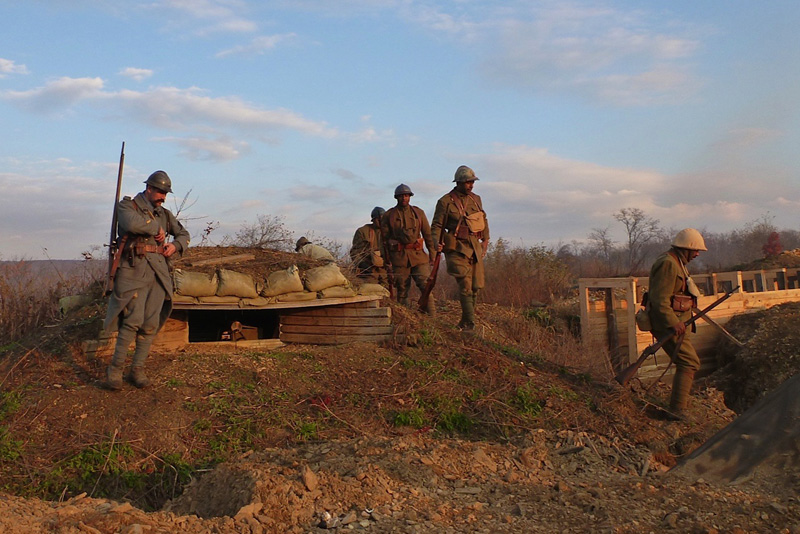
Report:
119,67,154,82
146,0,258,35
3,77,104,114
154,135,250,161
0,58,29,77
215,33,297,58
470,3,703,105
2,78,343,160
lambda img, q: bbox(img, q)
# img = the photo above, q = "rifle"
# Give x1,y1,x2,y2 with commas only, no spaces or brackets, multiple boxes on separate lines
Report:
614,285,739,385
104,142,126,296
383,239,395,299
418,232,445,312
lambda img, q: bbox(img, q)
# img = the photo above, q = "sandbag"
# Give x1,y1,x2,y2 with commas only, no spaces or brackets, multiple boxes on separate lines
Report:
262,265,304,297
357,283,390,297
241,296,275,307
304,263,347,292
171,294,198,304
319,286,357,298
276,291,318,302
217,269,259,298
174,269,218,297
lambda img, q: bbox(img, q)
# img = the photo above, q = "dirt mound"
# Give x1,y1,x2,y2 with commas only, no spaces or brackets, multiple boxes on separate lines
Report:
736,248,800,270
711,302,800,413
173,246,338,280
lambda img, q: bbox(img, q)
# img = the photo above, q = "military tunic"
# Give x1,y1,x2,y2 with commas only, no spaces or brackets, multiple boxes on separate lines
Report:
647,248,701,372
350,223,387,285
104,192,190,367
381,205,435,303
430,188,490,297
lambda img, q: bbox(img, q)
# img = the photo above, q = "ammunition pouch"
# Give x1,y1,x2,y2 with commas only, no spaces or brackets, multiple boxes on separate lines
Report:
454,225,484,240
390,238,424,252
671,294,695,313
127,238,165,258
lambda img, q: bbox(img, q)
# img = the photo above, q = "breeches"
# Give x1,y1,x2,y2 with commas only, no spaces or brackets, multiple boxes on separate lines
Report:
392,263,430,299
653,329,701,372
445,251,484,296
119,275,167,339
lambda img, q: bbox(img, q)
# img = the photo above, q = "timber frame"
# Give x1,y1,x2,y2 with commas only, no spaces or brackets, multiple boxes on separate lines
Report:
579,267,800,381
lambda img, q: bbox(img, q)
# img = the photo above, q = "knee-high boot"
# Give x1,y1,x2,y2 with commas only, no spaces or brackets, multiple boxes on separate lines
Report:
669,368,695,413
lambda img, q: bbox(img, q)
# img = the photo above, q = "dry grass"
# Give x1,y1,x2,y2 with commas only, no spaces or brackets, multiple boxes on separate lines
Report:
0,260,102,347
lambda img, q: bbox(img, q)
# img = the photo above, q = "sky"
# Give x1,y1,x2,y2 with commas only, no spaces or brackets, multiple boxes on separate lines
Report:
1,0,799,260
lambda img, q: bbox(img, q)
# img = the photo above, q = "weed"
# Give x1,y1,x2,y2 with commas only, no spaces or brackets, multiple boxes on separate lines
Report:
295,420,319,441
192,419,212,432
522,306,552,326
166,378,185,387
419,329,435,346
437,409,473,434
548,386,579,401
0,391,22,420
513,385,544,417
0,426,22,461
392,408,426,428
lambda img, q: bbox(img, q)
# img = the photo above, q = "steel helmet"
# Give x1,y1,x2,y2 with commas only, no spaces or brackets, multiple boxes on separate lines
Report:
453,165,478,183
370,206,385,220
144,170,173,193
394,184,414,197
295,236,310,251
672,228,707,251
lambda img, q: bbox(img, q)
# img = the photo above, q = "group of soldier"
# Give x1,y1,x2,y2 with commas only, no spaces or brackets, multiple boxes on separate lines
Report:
349,164,490,331
102,164,706,421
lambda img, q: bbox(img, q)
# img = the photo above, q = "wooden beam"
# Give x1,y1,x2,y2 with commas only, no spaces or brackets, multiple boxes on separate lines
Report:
280,332,394,344
281,316,391,327
282,307,391,318
280,324,394,335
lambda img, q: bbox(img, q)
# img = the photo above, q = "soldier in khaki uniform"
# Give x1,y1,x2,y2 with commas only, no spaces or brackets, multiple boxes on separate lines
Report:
431,165,489,330
647,228,706,418
104,171,190,390
350,207,387,286
381,184,436,312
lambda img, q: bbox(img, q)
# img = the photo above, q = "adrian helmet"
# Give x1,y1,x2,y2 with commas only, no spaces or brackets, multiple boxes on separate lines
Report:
295,236,310,252
453,165,478,183
144,170,173,193
370,206,386,220
394,184,414,197
672,228,707,251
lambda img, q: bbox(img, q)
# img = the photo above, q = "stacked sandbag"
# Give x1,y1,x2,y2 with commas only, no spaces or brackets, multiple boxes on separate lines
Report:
357,283,390,297
262,266,304,297
173,269,218,304
304,263,348,292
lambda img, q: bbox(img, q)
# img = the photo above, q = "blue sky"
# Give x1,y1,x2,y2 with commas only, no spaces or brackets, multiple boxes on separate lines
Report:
1,0,798,259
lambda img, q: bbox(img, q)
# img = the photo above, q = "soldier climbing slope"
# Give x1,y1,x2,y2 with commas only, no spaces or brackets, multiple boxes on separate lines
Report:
381,184,436,313
431,165,490,331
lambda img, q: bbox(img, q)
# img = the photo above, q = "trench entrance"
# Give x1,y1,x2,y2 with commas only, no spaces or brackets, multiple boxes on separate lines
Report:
185,309,281,342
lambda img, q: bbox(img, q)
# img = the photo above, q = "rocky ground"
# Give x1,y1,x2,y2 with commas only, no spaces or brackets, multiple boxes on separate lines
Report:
0,290,799,533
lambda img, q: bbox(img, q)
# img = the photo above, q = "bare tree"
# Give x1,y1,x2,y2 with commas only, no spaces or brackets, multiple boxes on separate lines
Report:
613,208,661,274
587,226,615,263
233,214,294,251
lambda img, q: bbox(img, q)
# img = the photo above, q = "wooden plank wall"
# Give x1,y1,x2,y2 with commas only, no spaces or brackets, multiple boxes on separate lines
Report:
580,271,800,381
279,299,397,344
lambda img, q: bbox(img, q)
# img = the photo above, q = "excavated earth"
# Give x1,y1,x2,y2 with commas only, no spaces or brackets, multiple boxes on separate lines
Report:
0,283,799,533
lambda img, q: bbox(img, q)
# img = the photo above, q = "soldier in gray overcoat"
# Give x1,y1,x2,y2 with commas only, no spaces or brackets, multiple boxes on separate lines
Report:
103,170,190,390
